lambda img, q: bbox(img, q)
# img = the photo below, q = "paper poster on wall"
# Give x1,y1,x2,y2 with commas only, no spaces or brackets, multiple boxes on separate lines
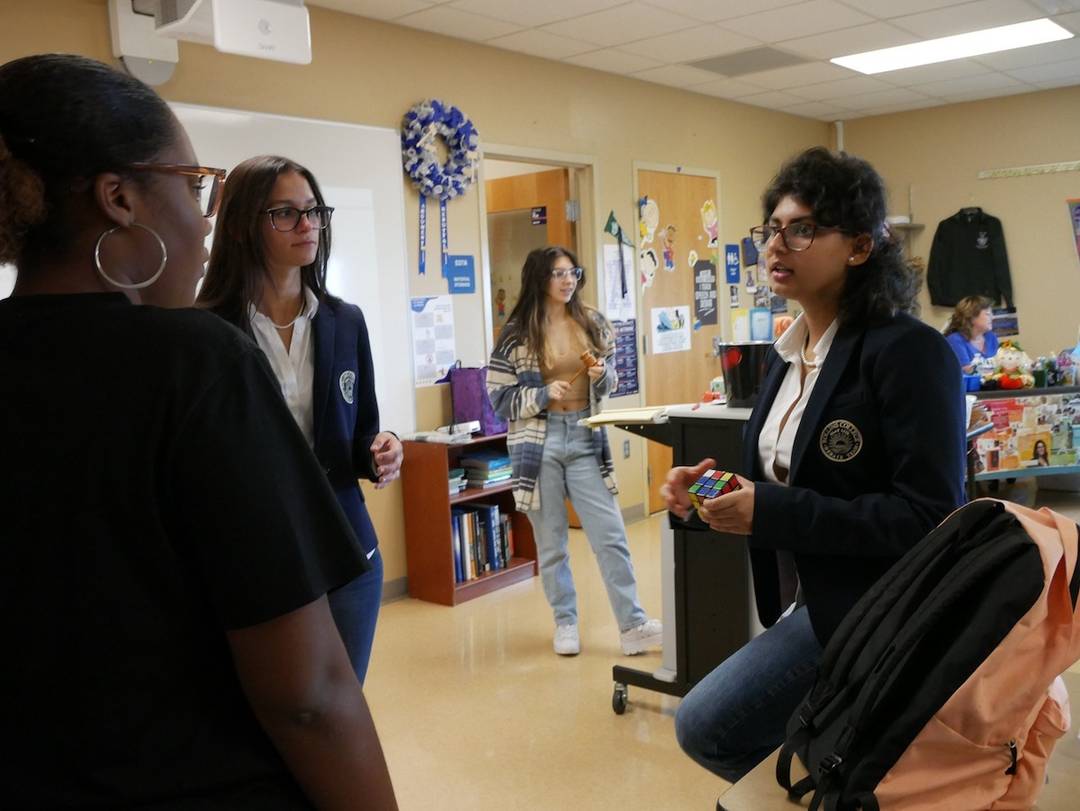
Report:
731,307,750,341
992,306,1019,339
729,284,740,309
410,295,456,386
662,225,677,271
741,236,758,267
651,305,691,354
604,243,636,322
724,243,740,284
770,294,788,314
611,319,639,397
445,254,475,294
1069,198,1080,265
693,260,718,326
640,247,659,291
701,200,719,248
639,196,660,245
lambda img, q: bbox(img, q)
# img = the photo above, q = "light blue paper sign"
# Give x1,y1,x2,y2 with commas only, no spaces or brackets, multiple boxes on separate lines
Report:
447,254,476,294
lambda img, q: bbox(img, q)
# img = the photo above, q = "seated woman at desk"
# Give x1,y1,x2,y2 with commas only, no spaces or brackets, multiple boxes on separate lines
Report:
662,147,965,782
488,246,660,657
944,295,998,372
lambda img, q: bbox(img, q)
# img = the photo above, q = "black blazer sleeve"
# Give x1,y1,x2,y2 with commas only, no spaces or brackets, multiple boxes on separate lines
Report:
350,308,381,482
751,324,965,558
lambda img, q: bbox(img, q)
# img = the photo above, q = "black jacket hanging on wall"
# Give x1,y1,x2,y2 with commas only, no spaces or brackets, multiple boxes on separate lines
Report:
927,208,1013,308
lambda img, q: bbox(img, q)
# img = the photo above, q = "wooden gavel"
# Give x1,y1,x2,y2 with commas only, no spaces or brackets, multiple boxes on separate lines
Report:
566,351,600,385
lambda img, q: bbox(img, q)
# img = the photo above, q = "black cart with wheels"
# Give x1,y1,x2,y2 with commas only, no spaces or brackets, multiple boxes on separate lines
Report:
610,405,758,714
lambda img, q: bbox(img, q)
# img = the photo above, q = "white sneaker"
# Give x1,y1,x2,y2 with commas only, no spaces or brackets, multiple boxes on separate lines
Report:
553,624,581,656
620,618,662,655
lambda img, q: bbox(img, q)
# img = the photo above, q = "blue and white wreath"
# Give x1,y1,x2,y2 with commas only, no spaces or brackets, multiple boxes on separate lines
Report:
401,99,479,200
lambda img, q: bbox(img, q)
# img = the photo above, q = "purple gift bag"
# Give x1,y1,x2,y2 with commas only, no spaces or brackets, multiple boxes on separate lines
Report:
448,363,507,436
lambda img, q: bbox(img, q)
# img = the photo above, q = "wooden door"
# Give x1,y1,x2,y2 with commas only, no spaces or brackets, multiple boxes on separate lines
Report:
638,169,723,513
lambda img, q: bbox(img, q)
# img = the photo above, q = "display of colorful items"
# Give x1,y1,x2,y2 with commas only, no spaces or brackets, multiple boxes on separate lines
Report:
980,340,1035,390
688,469,741,509
972,392,1080,473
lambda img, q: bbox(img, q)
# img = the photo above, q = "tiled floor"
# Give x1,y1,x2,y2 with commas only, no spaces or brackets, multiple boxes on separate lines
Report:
366,489,1080,810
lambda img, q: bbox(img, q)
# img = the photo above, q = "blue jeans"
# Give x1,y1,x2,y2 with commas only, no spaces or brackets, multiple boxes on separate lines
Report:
675,605,822,782
327,548,383,684
526,410,647,632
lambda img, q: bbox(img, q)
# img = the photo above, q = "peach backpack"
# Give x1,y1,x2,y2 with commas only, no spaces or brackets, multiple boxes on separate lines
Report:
776,499,1078,810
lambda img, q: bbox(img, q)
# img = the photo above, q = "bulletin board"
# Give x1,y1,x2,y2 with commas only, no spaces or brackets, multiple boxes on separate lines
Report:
172,102,416,434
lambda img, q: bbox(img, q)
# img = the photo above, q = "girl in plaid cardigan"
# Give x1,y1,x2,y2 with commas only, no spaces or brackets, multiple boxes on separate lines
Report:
488,246,660,657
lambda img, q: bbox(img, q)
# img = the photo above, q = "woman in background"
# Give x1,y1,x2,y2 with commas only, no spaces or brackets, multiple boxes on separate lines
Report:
198,155,402,684
944,294,998,372
0,53,395,808
488,247,661,657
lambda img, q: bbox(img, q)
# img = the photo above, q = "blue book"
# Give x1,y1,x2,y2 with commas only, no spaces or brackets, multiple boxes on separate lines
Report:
450,512,463,583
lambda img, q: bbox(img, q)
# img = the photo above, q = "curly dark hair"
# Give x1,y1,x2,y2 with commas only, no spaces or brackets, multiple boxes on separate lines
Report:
762,146,920,326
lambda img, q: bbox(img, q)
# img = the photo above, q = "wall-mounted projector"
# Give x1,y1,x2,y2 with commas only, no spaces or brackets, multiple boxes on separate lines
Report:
136,0,312,65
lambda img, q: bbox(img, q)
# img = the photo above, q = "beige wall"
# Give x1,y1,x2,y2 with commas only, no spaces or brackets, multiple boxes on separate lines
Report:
844,87,1080,356
2,0,830,583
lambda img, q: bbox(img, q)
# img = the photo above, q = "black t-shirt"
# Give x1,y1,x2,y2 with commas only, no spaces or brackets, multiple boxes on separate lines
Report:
0,293,370,808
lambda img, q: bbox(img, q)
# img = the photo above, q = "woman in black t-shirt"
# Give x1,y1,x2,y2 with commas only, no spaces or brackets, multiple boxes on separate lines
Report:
0,54,397,809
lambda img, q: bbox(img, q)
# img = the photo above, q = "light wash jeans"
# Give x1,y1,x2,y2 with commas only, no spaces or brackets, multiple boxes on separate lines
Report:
674,605,822,782
526,409,647,633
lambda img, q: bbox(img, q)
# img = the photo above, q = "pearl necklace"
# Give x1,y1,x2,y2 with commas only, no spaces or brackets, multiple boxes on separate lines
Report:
268,299,305,330
800,337,820,368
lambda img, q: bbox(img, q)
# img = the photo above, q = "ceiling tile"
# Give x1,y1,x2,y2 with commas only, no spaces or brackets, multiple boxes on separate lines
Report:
619,24,762,62
778,22,919,60
915,71,1028,96
563,48,665,74
874,58,993,86
631,64,725,87
1030,1,1080,14
974,34,1080,70
540,2,700,48
1056,11,1080,32
783,99,856,118
842,87,939,108
936,85,1038,102
737,60,856,89
719,1,875,43
639,0,808,22
393,5,524,40
738,89,817,108
487,29,598,59
691,77,772,98
843,98,950,117
449,0,622,27
891,0,1042,39
310,0,437,20
837,0,972,18
1030,73,1080,86
788,75,893,99
1005,54,1080,81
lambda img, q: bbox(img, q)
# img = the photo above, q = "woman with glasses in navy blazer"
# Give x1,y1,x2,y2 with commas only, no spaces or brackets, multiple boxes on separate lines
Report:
198,155,402,684
662,148,965,783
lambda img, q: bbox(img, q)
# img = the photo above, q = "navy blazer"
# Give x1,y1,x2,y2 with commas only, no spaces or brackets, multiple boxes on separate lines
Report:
311,296,382,555
744,312,965,644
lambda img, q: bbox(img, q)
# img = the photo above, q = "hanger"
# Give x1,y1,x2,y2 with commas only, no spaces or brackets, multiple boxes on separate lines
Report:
960,194,980,218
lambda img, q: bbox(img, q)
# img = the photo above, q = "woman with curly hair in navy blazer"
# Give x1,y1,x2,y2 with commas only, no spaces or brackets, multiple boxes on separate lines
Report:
198,156,402,684
662,147,965,783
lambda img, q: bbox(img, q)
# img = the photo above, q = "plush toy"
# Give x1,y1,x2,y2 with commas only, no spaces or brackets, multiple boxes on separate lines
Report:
984,340,1035,390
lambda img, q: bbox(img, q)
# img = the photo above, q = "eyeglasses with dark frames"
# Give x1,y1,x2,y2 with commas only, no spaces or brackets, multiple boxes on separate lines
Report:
749,222,852,252
551,266,584,281
265,205,335,232
129,163,226,218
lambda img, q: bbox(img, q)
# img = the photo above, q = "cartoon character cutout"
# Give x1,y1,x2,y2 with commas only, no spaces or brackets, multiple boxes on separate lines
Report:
701,200,719,248
662,225,676,272
640,248,658,291
639,197,659,246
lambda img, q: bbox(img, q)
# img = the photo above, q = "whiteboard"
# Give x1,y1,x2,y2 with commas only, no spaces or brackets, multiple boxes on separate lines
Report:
172,102,415,434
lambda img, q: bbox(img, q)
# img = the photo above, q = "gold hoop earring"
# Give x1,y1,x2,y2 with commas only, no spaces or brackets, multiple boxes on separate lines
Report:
93,223,167,290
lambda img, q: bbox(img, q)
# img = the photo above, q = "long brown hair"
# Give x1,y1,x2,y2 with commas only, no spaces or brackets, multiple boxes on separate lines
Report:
944,295,992,340
196,155,332,335
499,246,606,365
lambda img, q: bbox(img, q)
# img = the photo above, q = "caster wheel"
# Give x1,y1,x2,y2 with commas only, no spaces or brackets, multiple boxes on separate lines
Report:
612,683,628,715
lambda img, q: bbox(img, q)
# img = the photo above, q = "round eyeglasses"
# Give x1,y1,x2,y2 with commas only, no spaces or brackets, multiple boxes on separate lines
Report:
750,222,851,252
552,267,583,281
265,205,335,232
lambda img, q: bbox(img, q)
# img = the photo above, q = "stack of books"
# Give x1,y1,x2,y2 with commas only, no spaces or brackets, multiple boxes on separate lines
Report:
459,450,513,490
448,467,467,496
450,503,516,582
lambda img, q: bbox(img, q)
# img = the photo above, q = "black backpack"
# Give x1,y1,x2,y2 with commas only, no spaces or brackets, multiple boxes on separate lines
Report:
775,499,1065,811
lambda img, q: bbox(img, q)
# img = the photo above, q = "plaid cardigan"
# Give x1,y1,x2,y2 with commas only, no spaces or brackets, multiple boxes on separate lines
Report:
487,312,619,512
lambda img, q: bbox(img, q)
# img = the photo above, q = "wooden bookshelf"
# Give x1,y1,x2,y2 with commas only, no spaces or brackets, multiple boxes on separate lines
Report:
401,434,537,605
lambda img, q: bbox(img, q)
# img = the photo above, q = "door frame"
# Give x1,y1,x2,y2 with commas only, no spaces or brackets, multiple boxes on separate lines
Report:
477,143,600,359
632,161,724,511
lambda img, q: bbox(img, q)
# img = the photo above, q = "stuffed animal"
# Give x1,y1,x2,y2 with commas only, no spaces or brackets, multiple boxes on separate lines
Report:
984,340,1035,390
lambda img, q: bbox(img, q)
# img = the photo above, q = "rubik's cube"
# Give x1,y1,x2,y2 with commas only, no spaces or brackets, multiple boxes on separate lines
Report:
688,469,741,509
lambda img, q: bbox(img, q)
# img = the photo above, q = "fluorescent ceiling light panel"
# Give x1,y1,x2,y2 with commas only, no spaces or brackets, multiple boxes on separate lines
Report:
832,19,1073,74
